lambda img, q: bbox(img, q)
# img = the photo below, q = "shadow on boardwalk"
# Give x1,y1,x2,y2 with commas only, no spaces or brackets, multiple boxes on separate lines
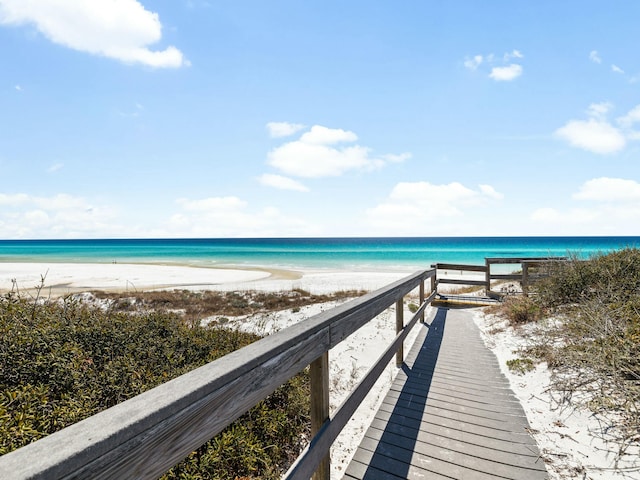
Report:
344,307,548,480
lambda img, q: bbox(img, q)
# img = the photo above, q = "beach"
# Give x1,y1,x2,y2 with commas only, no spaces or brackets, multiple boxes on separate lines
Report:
1,261,638,479
0,262,419,296
0,261,424,479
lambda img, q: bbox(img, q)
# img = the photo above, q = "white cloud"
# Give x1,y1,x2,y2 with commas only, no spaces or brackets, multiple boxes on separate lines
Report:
617,105,640,128
268,142,373,178
176,196,246,212
266,122,306,138
465,50,523,81
0,192,120,238
573,177,640,202
504,49,523,61
555,118,625,154
589,50,602,64
258,174,309,192
267,124,409,178
530,204,640,234
531,207,599,226
169,196,315,237
531,207,563,223
464,54,483,71
14,84,22,91
612,64,625,74
0,0,188,68
365,181,502,233
587,101,613,118
557,103,640,154
299,125,358,145
479,184,504,200
382,152,412,163
531,178,640,235
489,64,523,81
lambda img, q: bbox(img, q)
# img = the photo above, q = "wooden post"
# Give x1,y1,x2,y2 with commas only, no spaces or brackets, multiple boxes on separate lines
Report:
395,299,404,367
419,280,425,323
485,258,491,295
431,270,437,298
310,352,330,480
522,262,529,297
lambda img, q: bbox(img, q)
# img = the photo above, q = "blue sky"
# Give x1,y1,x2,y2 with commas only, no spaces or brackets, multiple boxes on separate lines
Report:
1,1,639,239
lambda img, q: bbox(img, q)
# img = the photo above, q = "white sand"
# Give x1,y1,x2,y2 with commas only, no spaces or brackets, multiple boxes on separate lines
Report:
0,262,271,294
0,262,418,296
3,262,637,479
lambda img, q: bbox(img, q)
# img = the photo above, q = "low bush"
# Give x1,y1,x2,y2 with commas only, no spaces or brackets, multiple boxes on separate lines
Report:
506,357,535,375
502,248,640,450
0,292,310,478
500,295,542,325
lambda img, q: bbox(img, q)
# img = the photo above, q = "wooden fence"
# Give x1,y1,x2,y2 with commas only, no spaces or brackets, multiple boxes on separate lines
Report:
0,269,437,480
433,256,565,299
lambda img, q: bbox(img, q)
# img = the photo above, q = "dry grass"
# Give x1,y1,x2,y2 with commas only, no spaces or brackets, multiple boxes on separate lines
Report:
492,249,640,455
90,288,367,324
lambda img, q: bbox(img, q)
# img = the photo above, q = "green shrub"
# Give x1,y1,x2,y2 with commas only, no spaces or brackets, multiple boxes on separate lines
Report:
0,293,310,478
506,358,535,375
535,248,640,308
519,248,640,447
501,296,541,324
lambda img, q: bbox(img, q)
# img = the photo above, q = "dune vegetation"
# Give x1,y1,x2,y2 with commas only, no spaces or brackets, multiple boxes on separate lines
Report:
0,287,362,478
499,248,640,452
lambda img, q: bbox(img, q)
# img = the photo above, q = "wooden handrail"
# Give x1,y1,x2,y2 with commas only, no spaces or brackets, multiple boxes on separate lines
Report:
432,257,566,298
284,290,435,479
0,269,436,480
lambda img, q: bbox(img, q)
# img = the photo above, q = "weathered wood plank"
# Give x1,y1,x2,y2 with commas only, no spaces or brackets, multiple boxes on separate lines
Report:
433,263,487,272
345,309,548,480
486,256,562,264
366,417,539,457
490,273,524,281
437,278,487,286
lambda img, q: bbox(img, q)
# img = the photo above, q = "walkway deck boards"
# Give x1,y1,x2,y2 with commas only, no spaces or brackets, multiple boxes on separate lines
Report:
344,307,548,480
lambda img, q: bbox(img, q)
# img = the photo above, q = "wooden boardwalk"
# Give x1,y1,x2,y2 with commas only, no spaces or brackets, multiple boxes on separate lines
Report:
344,307,548,480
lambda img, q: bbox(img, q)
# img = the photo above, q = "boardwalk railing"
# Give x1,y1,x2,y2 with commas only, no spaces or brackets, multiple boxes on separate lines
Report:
0,269,437,480
433,256,565,299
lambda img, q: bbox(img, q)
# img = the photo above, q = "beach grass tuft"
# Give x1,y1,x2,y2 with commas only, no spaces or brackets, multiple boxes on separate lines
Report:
495,248,640,454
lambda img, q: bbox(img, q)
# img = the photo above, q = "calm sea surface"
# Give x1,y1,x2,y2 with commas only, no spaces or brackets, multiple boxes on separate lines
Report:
0,237,638,271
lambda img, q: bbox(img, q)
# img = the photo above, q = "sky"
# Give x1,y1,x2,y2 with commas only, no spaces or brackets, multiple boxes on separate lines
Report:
1,1,640,239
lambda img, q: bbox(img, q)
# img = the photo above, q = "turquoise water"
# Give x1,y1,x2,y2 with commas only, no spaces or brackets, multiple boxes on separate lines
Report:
0,237,638,271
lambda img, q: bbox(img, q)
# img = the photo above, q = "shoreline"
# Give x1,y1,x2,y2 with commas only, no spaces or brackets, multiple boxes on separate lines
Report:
0,261,436,297
0,260,490,297
0,262,300,296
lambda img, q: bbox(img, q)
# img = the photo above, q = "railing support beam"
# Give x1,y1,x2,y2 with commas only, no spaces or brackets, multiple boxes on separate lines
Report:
310,352,330,480
485,258,491,295
395,299,404,367
419,280,425,323
522,262,529,296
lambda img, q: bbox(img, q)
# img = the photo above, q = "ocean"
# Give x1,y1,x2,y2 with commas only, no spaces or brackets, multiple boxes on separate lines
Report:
0,237,638,272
